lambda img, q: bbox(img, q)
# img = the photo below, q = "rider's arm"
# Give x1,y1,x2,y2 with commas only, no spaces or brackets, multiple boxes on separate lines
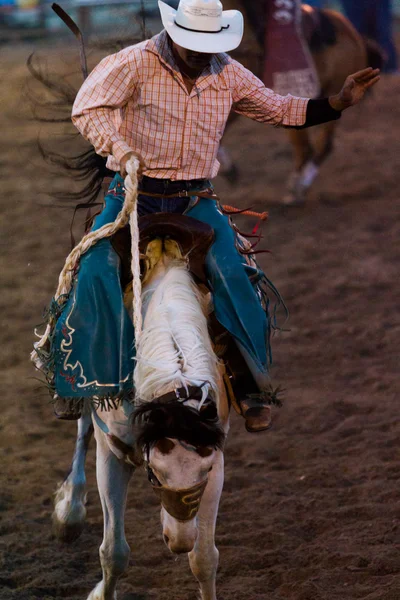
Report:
294,98,341,129
230,59,340,128
72,48,140,165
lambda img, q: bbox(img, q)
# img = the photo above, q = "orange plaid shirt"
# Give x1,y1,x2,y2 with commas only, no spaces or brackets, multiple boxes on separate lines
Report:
72,30,309,180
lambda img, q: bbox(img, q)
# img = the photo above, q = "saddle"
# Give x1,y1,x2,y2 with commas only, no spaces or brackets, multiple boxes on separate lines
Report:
303,6,337,53
111,213,258,411
244,3,337,52
111,212,215,290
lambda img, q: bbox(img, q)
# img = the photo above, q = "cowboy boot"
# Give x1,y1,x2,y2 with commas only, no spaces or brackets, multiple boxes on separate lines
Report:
211,320,281,433
238,383,284,433
238,395,273,433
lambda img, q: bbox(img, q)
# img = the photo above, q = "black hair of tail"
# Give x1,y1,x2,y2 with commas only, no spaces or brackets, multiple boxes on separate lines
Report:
26,53,114,206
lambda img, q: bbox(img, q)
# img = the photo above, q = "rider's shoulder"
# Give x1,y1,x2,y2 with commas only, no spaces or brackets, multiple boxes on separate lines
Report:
104,38,156,73
214,53,252,86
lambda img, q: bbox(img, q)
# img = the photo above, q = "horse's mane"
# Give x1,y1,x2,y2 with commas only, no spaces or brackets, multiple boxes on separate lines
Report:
133,399,225,451
134,264,220,406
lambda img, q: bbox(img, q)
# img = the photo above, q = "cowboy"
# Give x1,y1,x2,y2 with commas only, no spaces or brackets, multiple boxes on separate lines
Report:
48,0,379,432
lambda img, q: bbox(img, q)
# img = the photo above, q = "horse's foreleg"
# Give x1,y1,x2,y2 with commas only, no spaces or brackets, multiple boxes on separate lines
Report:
285,120,337,205
87,426,133,600
284,128,315,205
52,412,93,542
188,452,224,600
312,119,336,167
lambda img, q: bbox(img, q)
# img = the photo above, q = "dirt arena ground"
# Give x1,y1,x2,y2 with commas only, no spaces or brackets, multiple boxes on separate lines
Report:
1,38,399,600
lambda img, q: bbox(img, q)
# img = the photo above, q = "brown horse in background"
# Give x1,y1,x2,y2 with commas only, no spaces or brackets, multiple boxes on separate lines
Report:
222,2,371,205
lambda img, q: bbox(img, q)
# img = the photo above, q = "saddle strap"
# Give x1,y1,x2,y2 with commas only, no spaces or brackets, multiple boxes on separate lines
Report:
150,385,209,405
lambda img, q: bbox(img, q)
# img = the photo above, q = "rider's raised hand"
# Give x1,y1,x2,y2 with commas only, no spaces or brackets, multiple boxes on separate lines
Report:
329,67,380,112
120,151,146,178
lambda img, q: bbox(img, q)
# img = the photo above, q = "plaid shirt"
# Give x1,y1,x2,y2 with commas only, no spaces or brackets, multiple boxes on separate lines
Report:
72,30,309,180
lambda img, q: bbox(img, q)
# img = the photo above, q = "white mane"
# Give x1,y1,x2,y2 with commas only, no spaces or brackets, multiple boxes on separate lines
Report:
134,263,219,405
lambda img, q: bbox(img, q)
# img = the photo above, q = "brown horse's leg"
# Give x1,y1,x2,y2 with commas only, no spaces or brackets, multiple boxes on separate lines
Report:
284,119,337,205
313,119,337,166
287,128,314,171
283,128,315,205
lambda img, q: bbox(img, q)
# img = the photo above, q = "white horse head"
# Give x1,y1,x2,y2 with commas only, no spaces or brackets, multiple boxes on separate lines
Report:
133,396,225,553
149,438,218,553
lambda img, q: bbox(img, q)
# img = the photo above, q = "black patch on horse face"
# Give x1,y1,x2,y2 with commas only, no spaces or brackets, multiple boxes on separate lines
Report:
132,400,225,454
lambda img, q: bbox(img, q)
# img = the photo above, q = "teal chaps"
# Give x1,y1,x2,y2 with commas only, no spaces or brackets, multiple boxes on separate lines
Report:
47,175,279,402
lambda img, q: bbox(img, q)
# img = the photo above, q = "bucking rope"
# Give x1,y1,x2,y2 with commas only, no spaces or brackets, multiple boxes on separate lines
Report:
31,157,143,369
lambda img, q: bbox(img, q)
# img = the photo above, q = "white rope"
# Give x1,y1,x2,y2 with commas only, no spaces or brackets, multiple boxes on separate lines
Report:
126,158,142,342
31,157,142,368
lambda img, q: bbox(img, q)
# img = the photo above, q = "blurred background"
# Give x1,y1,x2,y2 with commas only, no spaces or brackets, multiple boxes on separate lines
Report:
1,2,400,600
1,1,400,51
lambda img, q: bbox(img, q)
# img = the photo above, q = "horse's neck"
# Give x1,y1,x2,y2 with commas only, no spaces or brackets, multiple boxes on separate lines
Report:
93,399,135,446
135,261,219,404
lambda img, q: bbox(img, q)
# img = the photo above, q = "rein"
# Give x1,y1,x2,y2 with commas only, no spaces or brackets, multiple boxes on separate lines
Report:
151,384,211,406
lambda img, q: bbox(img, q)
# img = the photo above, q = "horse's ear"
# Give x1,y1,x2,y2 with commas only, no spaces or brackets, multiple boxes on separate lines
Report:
155,438,175,455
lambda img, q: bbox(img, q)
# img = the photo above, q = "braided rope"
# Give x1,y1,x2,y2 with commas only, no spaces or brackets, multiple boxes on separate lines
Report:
31,157,142,366
126,159,142,341
222,205,269,221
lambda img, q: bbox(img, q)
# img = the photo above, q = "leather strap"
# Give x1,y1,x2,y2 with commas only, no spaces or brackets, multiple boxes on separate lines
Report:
152,385,209,405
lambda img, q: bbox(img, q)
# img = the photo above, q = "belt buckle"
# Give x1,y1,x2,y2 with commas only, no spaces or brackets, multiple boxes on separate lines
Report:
177,190,189,198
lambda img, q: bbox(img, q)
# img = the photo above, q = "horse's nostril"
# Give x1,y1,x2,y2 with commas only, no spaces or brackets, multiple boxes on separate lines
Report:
163,534,170,546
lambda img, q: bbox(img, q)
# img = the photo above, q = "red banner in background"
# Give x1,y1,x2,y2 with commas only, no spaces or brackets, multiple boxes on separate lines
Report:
263,0,319,98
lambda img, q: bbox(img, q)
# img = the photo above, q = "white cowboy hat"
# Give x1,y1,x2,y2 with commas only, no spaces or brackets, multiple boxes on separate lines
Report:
158,0,244,53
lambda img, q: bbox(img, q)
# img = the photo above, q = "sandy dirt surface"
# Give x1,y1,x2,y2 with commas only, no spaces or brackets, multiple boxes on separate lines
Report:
1,39,400,600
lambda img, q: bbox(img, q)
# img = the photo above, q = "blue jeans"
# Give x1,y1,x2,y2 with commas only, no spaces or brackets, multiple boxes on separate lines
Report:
341,0,398,72
52,174,274,400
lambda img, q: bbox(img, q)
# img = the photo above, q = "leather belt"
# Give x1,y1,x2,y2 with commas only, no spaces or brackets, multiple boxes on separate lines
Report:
137,187,219,200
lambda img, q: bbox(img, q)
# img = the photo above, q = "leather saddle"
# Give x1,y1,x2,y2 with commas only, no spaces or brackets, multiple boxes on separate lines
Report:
242,3,337,54
111,213,215,289
111,213,260,412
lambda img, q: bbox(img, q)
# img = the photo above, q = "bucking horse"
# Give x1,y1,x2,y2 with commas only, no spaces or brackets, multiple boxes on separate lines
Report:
29,8,277,592
38,156,234,600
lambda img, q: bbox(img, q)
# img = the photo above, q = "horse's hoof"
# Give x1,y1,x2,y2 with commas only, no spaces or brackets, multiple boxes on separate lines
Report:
52,511,85,542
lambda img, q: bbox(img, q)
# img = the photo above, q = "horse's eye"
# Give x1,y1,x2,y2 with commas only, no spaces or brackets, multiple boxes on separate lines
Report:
151,473,162,487
147,467,162,487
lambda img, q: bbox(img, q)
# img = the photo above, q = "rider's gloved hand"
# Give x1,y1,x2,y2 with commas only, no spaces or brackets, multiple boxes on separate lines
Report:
120,151,146,179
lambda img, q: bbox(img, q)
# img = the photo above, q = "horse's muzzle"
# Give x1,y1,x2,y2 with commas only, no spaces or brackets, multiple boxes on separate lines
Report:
152,479,208,521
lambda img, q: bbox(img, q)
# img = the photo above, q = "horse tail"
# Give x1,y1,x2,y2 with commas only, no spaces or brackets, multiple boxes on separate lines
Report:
27,53,113,206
